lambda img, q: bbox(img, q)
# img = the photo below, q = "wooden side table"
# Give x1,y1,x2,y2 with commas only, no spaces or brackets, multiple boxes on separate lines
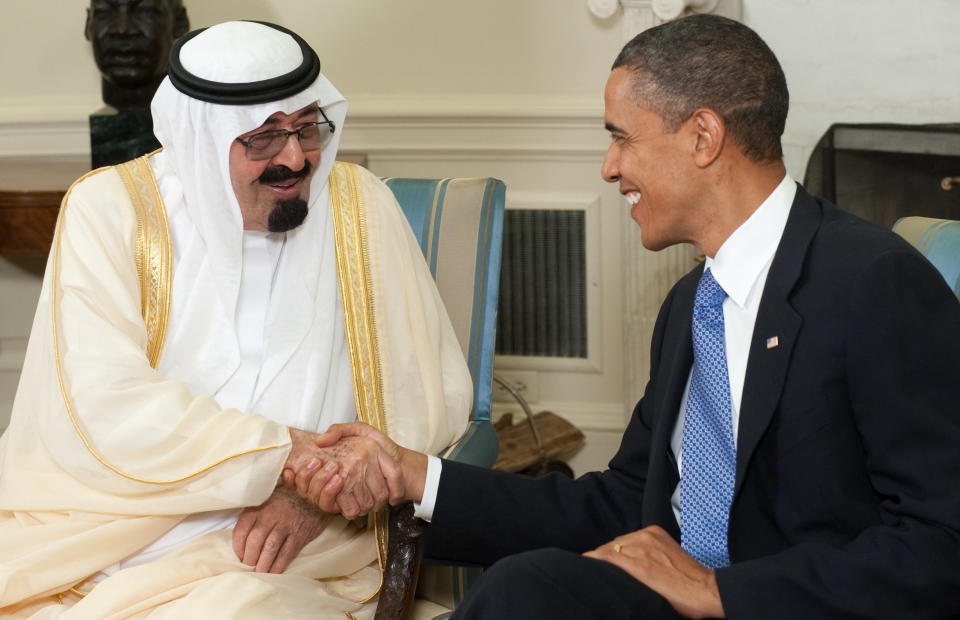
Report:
0,158,88,255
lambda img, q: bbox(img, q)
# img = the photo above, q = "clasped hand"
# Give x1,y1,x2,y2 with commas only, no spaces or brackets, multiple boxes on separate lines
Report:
283,424,414,520
233,425,407,574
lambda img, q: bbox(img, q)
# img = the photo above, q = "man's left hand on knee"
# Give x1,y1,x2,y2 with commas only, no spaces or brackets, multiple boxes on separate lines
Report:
584,525,725,619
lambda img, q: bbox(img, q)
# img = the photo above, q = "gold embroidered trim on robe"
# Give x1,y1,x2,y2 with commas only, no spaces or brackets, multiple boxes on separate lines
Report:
328,161,390,595
116,155,172,369
49,157,283,485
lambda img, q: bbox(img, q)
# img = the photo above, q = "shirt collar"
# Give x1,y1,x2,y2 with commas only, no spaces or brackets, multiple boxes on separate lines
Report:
705,174,796,309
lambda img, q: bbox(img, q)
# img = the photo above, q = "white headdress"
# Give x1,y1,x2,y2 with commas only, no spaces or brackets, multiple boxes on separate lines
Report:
149,21,353,428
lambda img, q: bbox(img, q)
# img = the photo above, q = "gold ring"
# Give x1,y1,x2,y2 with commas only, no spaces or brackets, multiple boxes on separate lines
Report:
613,543,622,553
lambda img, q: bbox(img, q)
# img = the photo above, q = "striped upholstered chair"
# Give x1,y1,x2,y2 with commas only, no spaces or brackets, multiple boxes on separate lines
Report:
892,217,960,298
375,177,505,619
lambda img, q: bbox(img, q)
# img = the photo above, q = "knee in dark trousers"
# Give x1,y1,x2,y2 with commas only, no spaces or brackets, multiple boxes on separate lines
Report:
451,547,666,620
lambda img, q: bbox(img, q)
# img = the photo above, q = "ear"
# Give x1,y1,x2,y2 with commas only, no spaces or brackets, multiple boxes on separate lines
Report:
688,108,724,168
84,8,93,41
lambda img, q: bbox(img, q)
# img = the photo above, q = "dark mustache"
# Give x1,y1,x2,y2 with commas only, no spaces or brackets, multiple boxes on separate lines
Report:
258,161,312,185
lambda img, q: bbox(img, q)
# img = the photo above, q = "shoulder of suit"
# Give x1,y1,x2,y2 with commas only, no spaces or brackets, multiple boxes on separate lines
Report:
806,194,911,255
782,194,925,301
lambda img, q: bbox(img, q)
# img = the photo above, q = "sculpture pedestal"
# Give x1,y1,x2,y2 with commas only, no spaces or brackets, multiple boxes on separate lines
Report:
89,107,161,169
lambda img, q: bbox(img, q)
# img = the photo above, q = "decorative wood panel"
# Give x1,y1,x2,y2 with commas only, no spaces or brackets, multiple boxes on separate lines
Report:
0,190,63,254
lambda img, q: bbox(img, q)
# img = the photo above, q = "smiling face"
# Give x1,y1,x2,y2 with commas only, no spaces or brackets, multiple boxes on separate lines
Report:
601,67,705,252
229,103,322,232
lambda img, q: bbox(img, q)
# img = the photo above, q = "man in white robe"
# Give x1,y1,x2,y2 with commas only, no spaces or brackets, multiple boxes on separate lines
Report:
0,21,471,619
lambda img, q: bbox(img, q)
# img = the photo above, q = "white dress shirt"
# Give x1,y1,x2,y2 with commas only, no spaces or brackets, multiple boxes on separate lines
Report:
416,174,796,523
668,175,795,520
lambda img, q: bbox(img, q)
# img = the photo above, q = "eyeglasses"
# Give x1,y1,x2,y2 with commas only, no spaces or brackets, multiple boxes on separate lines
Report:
235,108,336,161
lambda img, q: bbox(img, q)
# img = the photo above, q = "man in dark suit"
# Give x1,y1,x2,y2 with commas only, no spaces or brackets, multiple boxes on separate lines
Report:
294,14,960,619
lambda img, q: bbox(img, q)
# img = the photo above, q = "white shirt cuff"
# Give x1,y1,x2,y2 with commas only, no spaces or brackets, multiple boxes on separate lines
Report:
412,455,443,522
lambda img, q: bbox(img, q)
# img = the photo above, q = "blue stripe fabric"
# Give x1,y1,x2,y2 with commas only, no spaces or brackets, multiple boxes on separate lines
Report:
383,178,440,259
466,180,493,414
468,179,504,424
428,180,451,277
384,177,506,613
384,176,506,424
894,217,960,299
922,220,960,297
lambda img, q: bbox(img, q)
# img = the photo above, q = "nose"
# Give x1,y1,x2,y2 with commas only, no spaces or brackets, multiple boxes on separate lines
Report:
271,133,308,171
601,143,620,183
113,6,136,35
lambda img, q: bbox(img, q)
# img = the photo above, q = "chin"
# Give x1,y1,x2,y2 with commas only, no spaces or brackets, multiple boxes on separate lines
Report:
639,229,670,252
106,69,153,86
267,198,309,233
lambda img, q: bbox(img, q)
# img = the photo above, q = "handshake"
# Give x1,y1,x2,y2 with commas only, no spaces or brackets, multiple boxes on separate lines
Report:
233,422,428,574
284,422,428,518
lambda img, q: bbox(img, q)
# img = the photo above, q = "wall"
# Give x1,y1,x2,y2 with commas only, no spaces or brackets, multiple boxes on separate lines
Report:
0,1,622,127
1,2,958,472
743,0,960,180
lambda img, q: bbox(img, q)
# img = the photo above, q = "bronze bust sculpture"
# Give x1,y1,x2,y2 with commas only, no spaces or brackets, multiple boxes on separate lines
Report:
85,0,189,168
85,0,189,110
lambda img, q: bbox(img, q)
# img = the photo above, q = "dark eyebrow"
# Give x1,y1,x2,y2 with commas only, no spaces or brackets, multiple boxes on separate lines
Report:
258,106,319,129
605,122,626,135
296,105,320,119
259,116,282,128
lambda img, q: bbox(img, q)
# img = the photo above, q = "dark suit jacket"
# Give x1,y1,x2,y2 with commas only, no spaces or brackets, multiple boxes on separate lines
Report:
424,186,960,619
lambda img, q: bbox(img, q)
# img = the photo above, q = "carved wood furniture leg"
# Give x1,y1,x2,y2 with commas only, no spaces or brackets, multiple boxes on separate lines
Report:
373,502,425,620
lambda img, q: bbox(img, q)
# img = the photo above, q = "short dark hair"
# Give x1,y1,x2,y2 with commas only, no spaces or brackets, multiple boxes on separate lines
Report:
612,14,788,163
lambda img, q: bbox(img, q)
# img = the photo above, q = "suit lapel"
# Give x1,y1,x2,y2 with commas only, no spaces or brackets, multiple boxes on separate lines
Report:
646,266,699,536
658,268,699,449
733,185,821,498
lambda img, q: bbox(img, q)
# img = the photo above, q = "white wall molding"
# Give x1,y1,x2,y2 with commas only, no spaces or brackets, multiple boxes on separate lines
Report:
338,95,609,161
346,94,602,120
0,94,607,160
341,120,608,162
0,119,91,159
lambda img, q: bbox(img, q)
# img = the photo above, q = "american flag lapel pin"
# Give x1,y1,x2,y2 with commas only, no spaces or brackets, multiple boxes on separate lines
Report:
766,336,779,349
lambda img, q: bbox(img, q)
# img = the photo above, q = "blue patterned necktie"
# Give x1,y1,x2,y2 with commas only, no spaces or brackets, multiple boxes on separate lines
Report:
680,267,736,568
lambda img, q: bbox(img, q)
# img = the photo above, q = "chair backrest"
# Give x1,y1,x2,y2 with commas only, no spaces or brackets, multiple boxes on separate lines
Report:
384,177,506,425
380,178,505,617
892,216,960,298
